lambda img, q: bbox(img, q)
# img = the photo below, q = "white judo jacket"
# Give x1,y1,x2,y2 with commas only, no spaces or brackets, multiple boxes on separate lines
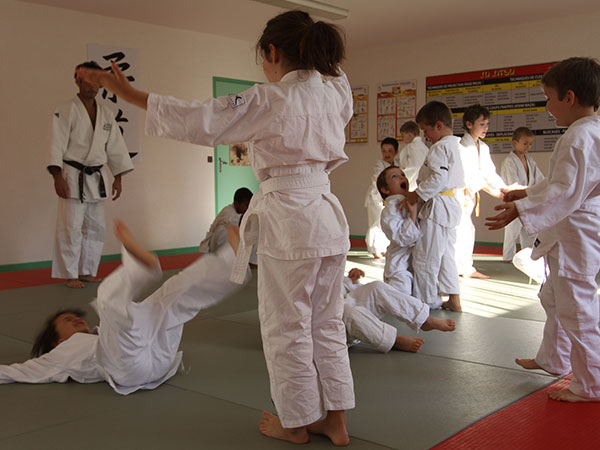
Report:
198,204,241,253
416,135,464,228
146,70,353,282
364,159,390,208
394,136,428,192
516,116,600,281
459,133,505,197
500,151,545,188
49,97,133,201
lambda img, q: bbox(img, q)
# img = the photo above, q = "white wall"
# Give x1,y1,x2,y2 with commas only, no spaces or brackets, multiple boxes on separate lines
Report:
0,0,264,266
335,10,599,244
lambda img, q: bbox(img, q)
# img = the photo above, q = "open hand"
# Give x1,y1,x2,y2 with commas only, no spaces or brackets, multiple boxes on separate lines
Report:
485,202,519,230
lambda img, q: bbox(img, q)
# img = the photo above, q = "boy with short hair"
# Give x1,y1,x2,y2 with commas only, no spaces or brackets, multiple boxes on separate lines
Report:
394,121,428,192
364,137,398,258
457,104,506,279
500,127,545,261
376,166,421,294
409,101,464,311
487,57,600,402
199,187,253,253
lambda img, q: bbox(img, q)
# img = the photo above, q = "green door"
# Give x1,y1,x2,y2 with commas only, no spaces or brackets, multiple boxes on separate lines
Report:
213,77,261,214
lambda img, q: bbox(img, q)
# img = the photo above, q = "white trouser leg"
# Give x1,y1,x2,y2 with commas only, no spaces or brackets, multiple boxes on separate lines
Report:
258,254,355,428
455,196,476,276
439,226,460,296
412,218,445,309
503,219,520,261
79,201,105,276
365,200,389,255
343,304,397,353
52,198,85,279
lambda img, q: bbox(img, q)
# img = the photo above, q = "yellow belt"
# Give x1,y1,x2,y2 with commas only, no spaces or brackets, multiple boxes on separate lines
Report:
440,189,455,198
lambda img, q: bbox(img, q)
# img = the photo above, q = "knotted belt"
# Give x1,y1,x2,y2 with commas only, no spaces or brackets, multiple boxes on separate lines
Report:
63,160,106,203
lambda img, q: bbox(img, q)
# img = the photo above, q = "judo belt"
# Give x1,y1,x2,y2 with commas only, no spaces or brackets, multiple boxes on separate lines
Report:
63,160,107,203
440,189,455,198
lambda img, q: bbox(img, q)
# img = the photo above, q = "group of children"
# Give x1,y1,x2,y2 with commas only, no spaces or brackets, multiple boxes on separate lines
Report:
1,15,599,445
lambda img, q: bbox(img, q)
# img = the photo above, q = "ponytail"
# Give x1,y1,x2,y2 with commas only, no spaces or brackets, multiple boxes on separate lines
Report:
257,10,346,77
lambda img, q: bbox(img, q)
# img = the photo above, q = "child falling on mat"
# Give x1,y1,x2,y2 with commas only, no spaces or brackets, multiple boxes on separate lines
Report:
487,57,600,402
0,221,250,394
80,10,355,445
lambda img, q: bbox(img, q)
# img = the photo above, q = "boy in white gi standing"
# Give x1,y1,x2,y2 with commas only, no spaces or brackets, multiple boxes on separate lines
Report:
394,121,428,192
364,137,397,258
487,57,600,402
408,101,464,312
457,104,505,279
48,61,134,289
500,127,545,261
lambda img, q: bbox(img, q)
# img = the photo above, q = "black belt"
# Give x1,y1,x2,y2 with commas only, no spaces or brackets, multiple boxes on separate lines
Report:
63,160,106,203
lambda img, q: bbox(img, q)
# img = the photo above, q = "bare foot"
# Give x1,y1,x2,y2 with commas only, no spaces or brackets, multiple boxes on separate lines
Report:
515,358,562,376
66,279,85,289
466,271,490,279
421,316,456,332
114,220,157,268
548,388,600,402
226,225,241,255
393,336,424,353
441,294,462,312
258,411,309,444
307,410,349,446
372,253,382,259
78,275,103,283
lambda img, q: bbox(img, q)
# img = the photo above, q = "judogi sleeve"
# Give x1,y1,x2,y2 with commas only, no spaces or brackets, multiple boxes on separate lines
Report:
48,103,72,169
105,113,134,176
381,200,421,247
416,146,449,202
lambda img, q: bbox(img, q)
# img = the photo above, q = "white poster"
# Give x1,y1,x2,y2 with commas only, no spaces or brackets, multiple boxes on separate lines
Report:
87,44,141,157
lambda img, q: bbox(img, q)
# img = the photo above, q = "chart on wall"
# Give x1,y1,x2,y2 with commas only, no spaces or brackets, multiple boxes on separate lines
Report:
377,80,417,142
426,62,559,153
87,43,141,157
346,85,368,144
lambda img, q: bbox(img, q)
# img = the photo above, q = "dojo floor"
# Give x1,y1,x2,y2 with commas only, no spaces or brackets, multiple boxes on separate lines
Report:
0,252,557,449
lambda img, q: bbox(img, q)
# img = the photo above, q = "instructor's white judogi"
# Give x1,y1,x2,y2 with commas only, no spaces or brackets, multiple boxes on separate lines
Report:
515,116,600,399
49,97,133,279
500,151,545,260
342,277,429,353
0,244,249,394
412,136,464,309
146,69,355,428
456,133,505,275
364,159,391,256
199,204,241,253
394,136,428,192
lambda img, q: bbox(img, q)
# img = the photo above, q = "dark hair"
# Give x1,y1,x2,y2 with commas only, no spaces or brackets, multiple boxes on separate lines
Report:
512,127,534,141
416,101,453,128
462,104,490,130
74,61,102,78
399,121,420,136
376,165,399,200
380,137,399,151
31,308,86,358
256,10,345,77
541,57,600,111
233,187,253,204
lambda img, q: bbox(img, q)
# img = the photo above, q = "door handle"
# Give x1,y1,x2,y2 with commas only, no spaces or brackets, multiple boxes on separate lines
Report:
218,157,228,173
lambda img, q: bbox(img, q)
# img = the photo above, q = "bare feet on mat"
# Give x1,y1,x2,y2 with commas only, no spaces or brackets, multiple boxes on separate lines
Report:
66,279,85,289
78,275,103,283
393,336,424,353
548,388,600,402
421,316,456,332
466,271,490,279
259,411,309,444
441,294,462,312
515,358,565,376
307,410,350,446
226,225,241,255
114,220,157,268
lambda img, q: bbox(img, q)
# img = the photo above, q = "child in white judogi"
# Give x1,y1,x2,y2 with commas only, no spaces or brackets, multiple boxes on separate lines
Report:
409,102,464,312
377,166,421,294
487,57,600,402
342,268,455,354
364,137,398,258
0,222,250,394
500,127,545,261
199,187,253,253
394,121,428,192
457,104,505,279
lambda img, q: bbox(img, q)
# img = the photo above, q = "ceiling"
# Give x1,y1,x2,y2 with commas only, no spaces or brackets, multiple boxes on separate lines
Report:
20,0,600,52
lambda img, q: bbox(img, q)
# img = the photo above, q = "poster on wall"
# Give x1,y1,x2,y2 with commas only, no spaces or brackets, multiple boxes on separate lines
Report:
87,44,141,157
426,62,558,153
377,80,417,142
345,85,368,144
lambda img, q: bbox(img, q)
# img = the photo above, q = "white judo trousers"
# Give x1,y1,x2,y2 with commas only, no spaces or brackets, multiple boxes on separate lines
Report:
258,254,354,428
343,281,429,353
364,159,390,256
454,191,477,277
52,198,105,279
534,256,600,398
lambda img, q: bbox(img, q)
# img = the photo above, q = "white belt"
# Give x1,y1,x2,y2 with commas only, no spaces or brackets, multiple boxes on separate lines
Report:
230,171,330,284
